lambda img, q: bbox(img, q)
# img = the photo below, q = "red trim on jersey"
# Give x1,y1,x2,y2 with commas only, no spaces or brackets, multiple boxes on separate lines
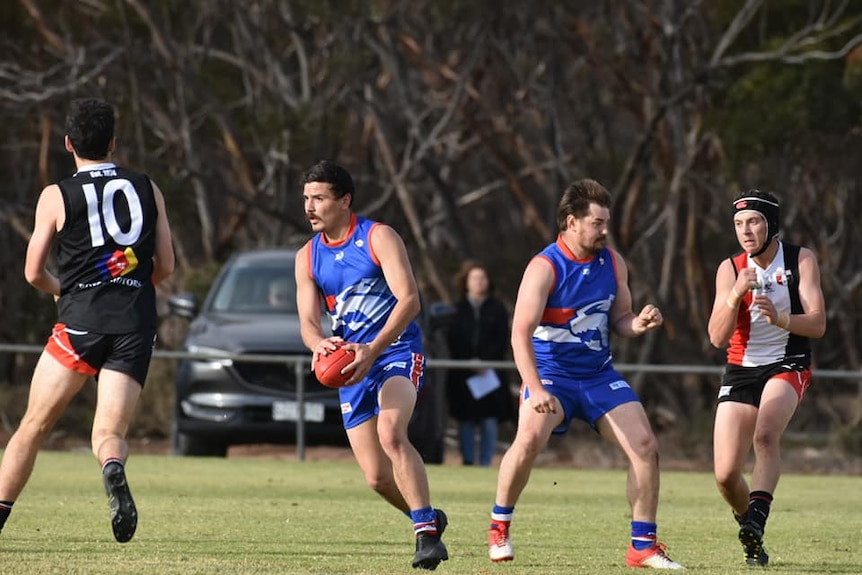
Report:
726,304,752,365
324,294,337,313
367,222,382,267
555,235,593,263
321,213,358,247
541,307,575,324
609,249,619,278
303,240,314,282
305,240,334,311
534,255,557,296
727,252,754,366
45,323,97,376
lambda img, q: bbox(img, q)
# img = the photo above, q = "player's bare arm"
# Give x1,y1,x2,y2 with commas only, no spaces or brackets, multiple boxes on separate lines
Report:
511,256,557,413
709,256,764,347
24,184,62,297
708,258,745,348
789,247,826,338
609,250,662,337
151,182,176,285
341,224,420,385
294,241,336,368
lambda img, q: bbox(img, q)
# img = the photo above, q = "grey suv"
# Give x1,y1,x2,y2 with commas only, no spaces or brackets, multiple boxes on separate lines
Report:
168,248,446,462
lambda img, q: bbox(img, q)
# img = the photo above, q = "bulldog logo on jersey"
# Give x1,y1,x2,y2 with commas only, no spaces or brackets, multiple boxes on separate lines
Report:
534,296,615,352
567,298,613,351
96,247,138,280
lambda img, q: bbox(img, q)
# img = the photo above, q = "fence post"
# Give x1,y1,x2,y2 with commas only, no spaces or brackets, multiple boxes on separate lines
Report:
294,359,306,461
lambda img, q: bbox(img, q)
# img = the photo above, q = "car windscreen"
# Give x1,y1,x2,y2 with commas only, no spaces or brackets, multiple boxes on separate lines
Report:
209,261,297,314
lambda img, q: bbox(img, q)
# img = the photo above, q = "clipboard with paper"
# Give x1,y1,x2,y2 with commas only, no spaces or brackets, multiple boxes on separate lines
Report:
465,369,501,400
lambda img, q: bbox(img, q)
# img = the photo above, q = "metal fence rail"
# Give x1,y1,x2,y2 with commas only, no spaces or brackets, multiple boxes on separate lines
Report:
4,343,861,379
1,343,860,460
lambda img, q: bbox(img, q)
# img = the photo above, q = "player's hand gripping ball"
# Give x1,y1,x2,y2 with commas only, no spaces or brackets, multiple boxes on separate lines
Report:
314,342,356,388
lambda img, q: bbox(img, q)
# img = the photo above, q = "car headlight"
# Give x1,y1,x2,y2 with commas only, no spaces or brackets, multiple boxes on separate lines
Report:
187,345,234,368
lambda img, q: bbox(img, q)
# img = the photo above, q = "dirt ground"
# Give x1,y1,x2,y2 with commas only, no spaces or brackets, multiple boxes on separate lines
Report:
97,433,862,475
5,424,857,475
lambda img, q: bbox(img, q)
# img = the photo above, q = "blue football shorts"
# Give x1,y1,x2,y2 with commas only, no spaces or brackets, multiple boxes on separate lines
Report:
522,366,640,434
338,343,425,430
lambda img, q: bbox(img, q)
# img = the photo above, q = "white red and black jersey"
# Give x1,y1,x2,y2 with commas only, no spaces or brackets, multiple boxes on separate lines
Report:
55,163,159,333
726,241,810,367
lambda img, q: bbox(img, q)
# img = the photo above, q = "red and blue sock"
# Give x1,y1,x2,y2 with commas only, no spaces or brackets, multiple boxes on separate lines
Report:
491,504,514,530
411,507,438,536
631,521,657,550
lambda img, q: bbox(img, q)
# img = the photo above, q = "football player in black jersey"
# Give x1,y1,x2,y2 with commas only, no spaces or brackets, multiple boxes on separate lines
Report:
0,98,175,543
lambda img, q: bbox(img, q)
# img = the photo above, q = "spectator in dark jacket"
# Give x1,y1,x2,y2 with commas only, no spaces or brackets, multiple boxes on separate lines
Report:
445,261,514,466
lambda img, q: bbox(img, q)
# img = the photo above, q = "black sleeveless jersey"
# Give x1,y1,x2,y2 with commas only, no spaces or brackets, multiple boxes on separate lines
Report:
55,163,158,333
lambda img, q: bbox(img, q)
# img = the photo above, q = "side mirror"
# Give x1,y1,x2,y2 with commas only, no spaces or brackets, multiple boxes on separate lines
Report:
168,293,199,320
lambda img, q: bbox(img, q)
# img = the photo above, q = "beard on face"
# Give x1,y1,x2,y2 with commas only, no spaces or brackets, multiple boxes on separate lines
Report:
588,237,606,253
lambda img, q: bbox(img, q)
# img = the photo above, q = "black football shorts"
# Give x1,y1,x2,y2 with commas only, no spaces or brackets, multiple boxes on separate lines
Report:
45,323,157,387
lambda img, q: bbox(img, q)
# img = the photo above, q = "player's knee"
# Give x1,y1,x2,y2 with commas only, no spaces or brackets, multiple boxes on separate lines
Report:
752,428,781,453
714,467,738,490
629,430,659,461
14,414,53,445
512,430,548,456
377,427,409,455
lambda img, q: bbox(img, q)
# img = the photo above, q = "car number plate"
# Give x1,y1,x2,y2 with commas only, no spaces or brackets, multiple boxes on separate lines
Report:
272,401,325,422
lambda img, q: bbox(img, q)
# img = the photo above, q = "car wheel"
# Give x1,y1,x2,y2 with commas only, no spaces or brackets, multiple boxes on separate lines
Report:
171,417,228,457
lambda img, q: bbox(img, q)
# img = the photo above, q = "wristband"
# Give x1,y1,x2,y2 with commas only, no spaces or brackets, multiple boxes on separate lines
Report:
726,287,742,309
779,312,791,330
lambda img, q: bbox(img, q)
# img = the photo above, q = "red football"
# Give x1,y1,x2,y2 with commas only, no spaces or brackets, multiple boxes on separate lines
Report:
314,343,356,388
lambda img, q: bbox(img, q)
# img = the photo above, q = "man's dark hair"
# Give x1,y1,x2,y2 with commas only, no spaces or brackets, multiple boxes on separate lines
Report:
556,179,612,232
302,160,355,207
65,98,115,160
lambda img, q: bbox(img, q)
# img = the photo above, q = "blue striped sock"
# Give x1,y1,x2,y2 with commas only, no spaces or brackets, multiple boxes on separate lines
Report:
631,521,657,550
491,504,514,525
410,507,437,535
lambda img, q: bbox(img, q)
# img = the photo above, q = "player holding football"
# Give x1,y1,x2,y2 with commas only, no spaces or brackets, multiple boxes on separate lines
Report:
488,179,684,569
0,98,175,543
294,160,448,570
707,190,825,566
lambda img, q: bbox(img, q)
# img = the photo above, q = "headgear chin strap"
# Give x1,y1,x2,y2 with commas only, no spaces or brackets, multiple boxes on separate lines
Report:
733,193,780,257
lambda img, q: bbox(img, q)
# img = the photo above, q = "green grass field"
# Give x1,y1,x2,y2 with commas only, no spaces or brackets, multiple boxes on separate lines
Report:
0,451,859,574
